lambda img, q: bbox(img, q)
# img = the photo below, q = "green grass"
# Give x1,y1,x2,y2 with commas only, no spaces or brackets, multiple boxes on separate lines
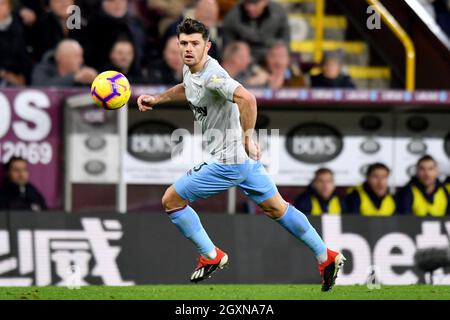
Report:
0,285,449,300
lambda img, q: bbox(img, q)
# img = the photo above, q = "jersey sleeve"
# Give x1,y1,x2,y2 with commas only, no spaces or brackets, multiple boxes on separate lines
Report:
205,72,242,102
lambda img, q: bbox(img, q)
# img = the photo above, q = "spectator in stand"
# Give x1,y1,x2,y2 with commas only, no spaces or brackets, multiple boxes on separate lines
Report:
31,0,84,62
83,0,145,71
396,155,450,217
163,0,222,60
0,0,32,86
294,168,346,215
263,41,306,89
102,38,145,84
0,157,47,212
345,163,396,216
221,41,268,86
310,52,355,89
222,0,290,64
31,39,97,86
147,35,183,85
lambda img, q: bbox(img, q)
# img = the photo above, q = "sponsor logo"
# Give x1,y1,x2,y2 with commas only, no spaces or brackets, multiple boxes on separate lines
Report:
285,123,343,163
128,120,180,162
0,218,134,286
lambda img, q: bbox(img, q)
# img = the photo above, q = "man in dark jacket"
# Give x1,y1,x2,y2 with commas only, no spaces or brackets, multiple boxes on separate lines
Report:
222,0,290,64
310,52,355,89
345,163,396,216
0,0,32,86
83,0,145,71
294,168,345,215
31,39,97,86
396,155,449,217
0,157,47,211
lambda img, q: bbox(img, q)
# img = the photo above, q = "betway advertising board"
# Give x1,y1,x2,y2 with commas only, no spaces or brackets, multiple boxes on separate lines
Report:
0,212,448,286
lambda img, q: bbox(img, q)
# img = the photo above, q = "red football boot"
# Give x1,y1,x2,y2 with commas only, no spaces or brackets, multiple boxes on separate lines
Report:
190,247,229,283
318,248,346,292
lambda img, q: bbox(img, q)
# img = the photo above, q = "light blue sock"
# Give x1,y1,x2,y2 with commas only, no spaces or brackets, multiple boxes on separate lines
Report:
167,205,215,257
276,205,327,258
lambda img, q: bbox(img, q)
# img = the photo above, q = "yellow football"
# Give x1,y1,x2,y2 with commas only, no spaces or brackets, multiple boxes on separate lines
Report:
90,71,131,110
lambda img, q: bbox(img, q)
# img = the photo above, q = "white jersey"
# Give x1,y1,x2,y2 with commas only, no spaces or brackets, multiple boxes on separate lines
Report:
183,56,249,164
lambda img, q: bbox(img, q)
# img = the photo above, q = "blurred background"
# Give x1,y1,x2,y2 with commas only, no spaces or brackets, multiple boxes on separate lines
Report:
0,0,450,287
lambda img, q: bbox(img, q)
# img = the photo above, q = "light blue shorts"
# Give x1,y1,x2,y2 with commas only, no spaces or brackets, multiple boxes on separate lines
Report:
173,159,278,204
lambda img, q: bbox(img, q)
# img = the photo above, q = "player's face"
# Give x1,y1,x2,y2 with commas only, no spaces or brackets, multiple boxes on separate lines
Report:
367,168,389,198
417,160,438,188
178,33,210,67
313,172,335,200
8,160,29,187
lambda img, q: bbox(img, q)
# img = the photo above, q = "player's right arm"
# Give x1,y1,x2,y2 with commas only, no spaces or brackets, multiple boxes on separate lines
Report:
137,83,186,112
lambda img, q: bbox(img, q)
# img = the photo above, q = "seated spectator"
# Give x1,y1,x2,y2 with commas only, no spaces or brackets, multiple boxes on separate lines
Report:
147,35,183,85
263,41,307,89
396,155,449,217
294,168,345,215
83,0,145,71
31,0,84,62
0,0,32,86
222,0,290,64
346,163,396,216
221,41,268,86
0,157,47,211
31,39,97,86
163,0,222,60
310,52,355,89
102,38,145,84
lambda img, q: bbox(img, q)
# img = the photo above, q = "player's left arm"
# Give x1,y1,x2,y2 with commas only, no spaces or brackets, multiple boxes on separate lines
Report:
232,86,260,160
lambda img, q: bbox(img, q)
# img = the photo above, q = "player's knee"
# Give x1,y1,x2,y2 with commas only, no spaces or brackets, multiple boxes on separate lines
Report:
162,187,187,212
261,205,285,219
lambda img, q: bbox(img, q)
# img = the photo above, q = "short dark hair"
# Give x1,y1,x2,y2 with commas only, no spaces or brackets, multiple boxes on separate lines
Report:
176,18,210,41
313,168,333,183
5,156,27,172
417,154,436,167
366,162,390,177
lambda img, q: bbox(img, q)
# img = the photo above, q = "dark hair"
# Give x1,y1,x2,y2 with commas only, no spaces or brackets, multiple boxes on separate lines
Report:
5,156,27,172
314,168,333,178
176,18,210,41
417,154,436,166
366,162,390,177
312,168,334,184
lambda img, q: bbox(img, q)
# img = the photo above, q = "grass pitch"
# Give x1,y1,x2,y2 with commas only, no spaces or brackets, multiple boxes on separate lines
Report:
0,285,449,300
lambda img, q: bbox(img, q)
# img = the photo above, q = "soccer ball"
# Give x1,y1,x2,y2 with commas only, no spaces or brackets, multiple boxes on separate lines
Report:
90,71,131,110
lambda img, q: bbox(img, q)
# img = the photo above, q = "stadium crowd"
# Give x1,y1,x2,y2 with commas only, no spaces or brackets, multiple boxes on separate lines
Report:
0,0,356,89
